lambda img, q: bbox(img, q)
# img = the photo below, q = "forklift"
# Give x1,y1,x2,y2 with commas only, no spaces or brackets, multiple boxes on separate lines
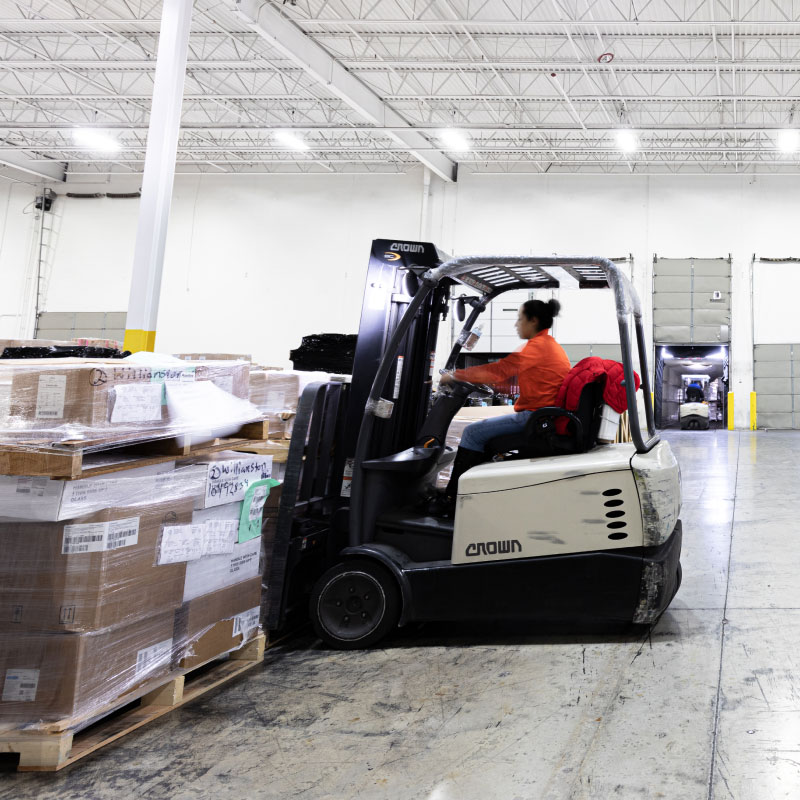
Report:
680,381,710,430
264,241,682,649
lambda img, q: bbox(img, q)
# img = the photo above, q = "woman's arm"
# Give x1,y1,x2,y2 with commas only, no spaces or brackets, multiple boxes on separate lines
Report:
452,351,522,386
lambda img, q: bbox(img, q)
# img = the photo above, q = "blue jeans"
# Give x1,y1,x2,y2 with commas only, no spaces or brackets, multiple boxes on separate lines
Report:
459,410,533,452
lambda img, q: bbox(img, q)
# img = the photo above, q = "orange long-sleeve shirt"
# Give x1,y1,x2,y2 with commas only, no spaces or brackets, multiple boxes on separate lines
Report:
454,330,571,412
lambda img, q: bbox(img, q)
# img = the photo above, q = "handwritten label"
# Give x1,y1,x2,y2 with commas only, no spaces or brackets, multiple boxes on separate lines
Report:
202,519,238,556
35,374,66,420
204,457,273,508
158,525,205,564
238,479,279,543
110,383,163,423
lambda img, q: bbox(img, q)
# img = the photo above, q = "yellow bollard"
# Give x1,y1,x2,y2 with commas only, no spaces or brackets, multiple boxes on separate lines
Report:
750,392,757,431
727,392,735,431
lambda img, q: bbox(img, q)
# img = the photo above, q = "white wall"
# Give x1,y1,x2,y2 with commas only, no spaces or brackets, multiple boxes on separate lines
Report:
7,169,800,426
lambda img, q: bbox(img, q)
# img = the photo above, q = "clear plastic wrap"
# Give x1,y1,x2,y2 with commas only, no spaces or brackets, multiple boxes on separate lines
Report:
248,370,300,440
0,453,281,724
0,357,260,450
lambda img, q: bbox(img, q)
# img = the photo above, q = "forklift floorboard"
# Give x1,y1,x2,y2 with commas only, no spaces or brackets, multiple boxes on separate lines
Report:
5,430,794,799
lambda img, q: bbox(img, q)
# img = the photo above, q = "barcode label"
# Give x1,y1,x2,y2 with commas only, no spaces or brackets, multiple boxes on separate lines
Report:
35,374,66,420
135,638,173,677
106,517,139,550
2,669,39,702
62,522,107,554
232,607,260,637
61,517,140,554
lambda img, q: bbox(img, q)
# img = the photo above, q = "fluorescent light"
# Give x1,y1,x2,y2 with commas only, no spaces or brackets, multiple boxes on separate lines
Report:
274,130,310,151
72,129,120,153
616,129,638,153
439,128,470,152
777,129,800,153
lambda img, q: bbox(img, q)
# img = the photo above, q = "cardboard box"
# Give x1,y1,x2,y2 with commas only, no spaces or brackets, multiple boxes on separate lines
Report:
3,359,251,436
175,577,261,668
248,371,299,439
191,451,273,509
0,462,191,522
185,502,262,601
0,611,175,721
0,499,195,633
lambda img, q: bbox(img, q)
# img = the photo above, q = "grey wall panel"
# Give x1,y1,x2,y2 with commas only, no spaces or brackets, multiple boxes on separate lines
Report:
754,360,792,378
759,412,794,428
35,311,126,342
654,276,691,293
694,309,730,325
754,394,793,412
655,325,693,343
653,292,693,309
692,325,728,343
754,344,792,361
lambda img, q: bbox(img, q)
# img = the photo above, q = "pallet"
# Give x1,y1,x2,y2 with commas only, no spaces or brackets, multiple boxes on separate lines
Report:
0,420,269,479
0,633,266,772
230,439,290,464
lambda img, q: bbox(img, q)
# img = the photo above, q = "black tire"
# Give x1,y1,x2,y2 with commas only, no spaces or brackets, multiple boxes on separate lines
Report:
310,559,401,649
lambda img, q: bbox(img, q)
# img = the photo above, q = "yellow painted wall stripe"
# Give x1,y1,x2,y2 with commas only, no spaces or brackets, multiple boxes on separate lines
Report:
750,391,757,431
727,392,735,431
123,329,157,353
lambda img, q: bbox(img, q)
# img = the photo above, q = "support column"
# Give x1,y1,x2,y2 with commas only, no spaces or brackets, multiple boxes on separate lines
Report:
123,0,193,353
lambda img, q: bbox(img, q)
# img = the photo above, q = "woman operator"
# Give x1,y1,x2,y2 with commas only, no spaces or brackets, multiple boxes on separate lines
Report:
436,298,570,512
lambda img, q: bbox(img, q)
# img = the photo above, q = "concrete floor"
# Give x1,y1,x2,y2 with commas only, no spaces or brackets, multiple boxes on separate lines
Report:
3,430,800,799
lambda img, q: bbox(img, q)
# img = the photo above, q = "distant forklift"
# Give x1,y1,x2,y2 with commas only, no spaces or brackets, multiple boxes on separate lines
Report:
680,381,710,430
265,241,683,648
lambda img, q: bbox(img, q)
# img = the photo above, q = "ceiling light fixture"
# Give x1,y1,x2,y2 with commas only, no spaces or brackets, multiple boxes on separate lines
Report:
777,129,800,153
274,130,310,151
72,128,120,153
616,129,638,153
598,52,614,64
439,128,470,152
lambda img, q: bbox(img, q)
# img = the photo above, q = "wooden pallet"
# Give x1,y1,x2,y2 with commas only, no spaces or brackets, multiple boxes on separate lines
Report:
0,420,269,479
0,633,266,772
230,439,290,464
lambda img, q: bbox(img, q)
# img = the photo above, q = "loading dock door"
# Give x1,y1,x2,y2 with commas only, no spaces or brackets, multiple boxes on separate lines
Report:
753,345,796,429
653,257,731,344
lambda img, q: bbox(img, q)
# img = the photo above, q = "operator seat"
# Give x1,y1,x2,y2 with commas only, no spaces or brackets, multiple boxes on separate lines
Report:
484,380,607,460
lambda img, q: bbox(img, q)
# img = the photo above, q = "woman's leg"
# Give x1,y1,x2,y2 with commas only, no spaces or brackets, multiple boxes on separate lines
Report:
459,411,533,453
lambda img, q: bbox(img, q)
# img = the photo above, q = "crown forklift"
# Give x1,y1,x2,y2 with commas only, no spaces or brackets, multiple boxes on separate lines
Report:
264,241,682,649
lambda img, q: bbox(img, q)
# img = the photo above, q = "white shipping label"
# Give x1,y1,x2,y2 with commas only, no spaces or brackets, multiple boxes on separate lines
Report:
211,375,234,395
205,457,273,508
2,669,39,702
62,522,108,554
202,519,238,556
158,525,205,564
35,374,67,420
232,607,260,637
248,486,269,521
15,476,49,497
135,638,173,677
106,517,140,551
110,383,163,423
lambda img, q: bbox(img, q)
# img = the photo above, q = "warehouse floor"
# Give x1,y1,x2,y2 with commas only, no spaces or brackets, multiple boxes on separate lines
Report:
3,430,798,799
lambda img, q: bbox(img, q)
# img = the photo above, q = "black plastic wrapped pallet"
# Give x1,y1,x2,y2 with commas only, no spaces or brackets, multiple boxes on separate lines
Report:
289,333,357,373
0,346,128,360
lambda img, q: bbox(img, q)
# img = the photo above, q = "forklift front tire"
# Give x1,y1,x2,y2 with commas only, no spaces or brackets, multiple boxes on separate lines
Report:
310,559,401,649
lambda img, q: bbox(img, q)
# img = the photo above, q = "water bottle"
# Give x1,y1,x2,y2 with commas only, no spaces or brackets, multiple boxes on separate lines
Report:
463,323,483,351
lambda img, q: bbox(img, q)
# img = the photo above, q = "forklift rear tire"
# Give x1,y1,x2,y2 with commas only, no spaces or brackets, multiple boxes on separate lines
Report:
310,559,401,649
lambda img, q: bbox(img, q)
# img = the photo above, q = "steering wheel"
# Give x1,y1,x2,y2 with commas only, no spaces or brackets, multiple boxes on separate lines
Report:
444,377,495,398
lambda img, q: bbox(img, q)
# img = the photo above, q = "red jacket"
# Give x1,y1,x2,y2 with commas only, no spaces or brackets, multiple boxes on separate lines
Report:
554,357,640,434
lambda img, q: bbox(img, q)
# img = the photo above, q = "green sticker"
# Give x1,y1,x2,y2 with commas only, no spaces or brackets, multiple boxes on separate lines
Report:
238,479,280,543
150,365,196,405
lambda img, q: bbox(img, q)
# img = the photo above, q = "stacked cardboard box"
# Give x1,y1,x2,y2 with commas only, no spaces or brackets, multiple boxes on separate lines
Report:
248,370,300,440
0,358,257,445
0,446,277,722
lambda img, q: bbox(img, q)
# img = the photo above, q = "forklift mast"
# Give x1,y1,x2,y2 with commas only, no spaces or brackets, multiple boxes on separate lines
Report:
266,239,450,630
342,239,449,462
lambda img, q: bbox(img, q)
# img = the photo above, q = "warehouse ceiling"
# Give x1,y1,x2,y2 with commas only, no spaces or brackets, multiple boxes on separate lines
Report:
3,0,800,180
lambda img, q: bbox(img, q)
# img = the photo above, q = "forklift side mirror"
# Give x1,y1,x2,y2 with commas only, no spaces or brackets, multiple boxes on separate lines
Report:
455,297,466,322
403,271,420,297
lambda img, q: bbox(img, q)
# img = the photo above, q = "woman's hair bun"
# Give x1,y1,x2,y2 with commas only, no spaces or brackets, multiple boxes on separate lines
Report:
547,298,561,318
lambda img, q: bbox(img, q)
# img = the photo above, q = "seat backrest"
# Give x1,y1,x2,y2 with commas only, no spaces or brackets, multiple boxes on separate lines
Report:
573,379,606,451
